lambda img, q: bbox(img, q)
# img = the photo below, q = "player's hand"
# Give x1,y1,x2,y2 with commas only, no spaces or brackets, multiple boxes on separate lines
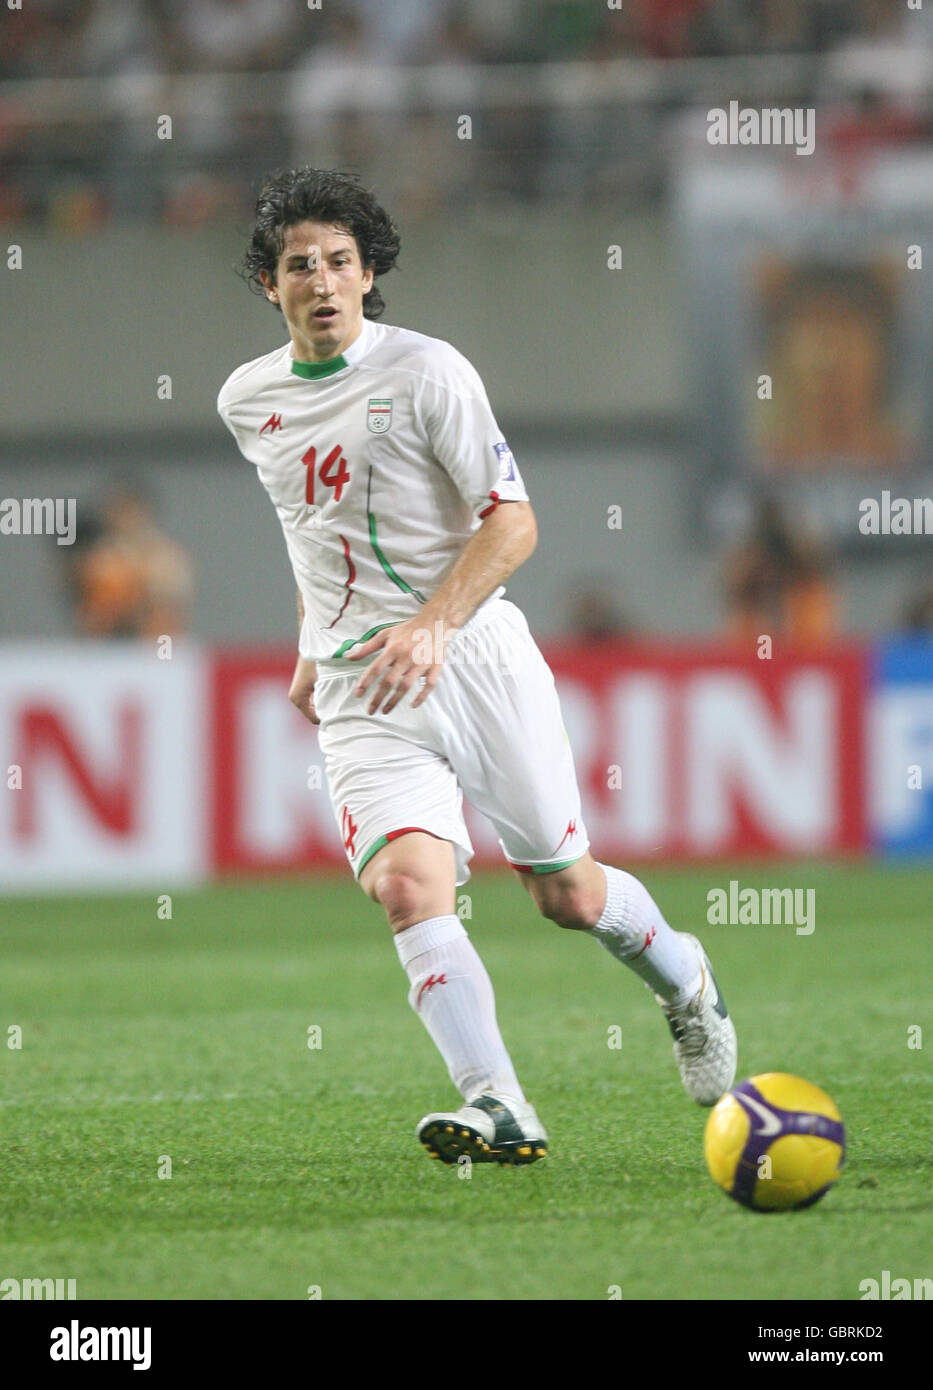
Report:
348,616,456,715
289,655,320,725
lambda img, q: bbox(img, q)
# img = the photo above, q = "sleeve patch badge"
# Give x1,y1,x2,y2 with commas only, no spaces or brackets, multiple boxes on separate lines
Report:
494,441,516,481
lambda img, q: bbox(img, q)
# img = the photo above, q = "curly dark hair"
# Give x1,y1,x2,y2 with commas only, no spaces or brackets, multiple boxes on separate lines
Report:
240,167,401,319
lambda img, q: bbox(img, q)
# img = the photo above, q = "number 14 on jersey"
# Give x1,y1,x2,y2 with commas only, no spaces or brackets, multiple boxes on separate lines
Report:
302,444,351,505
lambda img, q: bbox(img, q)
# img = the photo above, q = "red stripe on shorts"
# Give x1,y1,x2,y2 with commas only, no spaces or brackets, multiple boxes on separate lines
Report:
385,827,449,845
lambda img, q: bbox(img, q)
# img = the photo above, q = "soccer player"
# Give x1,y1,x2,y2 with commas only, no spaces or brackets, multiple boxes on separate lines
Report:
218,168,736,1166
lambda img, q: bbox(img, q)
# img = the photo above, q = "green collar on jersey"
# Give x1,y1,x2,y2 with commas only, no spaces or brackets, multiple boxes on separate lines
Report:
291,354,349,380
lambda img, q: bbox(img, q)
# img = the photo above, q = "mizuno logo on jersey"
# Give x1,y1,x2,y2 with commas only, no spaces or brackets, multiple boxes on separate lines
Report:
341,805,359,856
494,441,516,481
552,819,578,855
259,413,284,436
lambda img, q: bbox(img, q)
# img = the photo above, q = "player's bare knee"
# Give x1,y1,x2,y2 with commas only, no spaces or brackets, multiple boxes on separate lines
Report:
529,878,597,931
528,867,603,934
368,868,434,931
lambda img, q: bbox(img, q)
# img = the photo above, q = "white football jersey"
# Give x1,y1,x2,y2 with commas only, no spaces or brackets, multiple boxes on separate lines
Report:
217,316,529,662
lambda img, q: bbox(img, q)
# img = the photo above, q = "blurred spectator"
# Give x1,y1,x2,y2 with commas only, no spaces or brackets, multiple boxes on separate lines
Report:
160,0,300,73
288,10,381,173
345,0,453,65
75,0,169,79
634,0,711,59
587,4,649,59
564,580,635,643
519,0,607,62
824,0,933,107
0,0,96,80
755,0,818,55
537,0,654,201
152,0,301,225
462,0,528,64
69,484,194,639
690,0,866,58
902,581,933,634
288,11,412,213
723,497,838,646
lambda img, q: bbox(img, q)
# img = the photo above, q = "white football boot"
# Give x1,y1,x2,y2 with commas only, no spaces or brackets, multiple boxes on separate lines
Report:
417,1093,548,1166
657,934,737,1106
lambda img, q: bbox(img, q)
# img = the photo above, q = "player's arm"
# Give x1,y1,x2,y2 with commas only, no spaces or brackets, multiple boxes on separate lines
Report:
288,587,319,725
420,500,537,631
349,500,537,715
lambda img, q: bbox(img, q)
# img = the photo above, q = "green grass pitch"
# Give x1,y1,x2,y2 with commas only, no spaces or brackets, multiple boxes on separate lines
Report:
0,863,929,1301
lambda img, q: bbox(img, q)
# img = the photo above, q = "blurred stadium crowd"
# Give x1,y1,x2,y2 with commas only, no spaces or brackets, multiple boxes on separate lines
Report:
2,0,930,224
2,0,911,75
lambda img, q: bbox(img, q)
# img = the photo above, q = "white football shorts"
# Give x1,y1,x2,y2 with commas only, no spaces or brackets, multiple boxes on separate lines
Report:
313,598,589,885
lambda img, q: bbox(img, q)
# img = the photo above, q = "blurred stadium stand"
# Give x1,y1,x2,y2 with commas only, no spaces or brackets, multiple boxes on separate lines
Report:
0,0,930,648
3,1,930,223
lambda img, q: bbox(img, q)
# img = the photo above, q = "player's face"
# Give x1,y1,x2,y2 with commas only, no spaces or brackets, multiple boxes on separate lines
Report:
262,221,375,362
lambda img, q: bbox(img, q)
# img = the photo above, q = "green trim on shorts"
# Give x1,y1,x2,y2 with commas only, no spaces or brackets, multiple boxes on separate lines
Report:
516,853,587,876
356,835,389,876
356,828,453,876
356,842,586,878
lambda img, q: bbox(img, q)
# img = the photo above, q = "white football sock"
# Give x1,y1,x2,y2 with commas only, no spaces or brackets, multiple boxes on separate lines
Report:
394,915,526,1104
589,863,701,1003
